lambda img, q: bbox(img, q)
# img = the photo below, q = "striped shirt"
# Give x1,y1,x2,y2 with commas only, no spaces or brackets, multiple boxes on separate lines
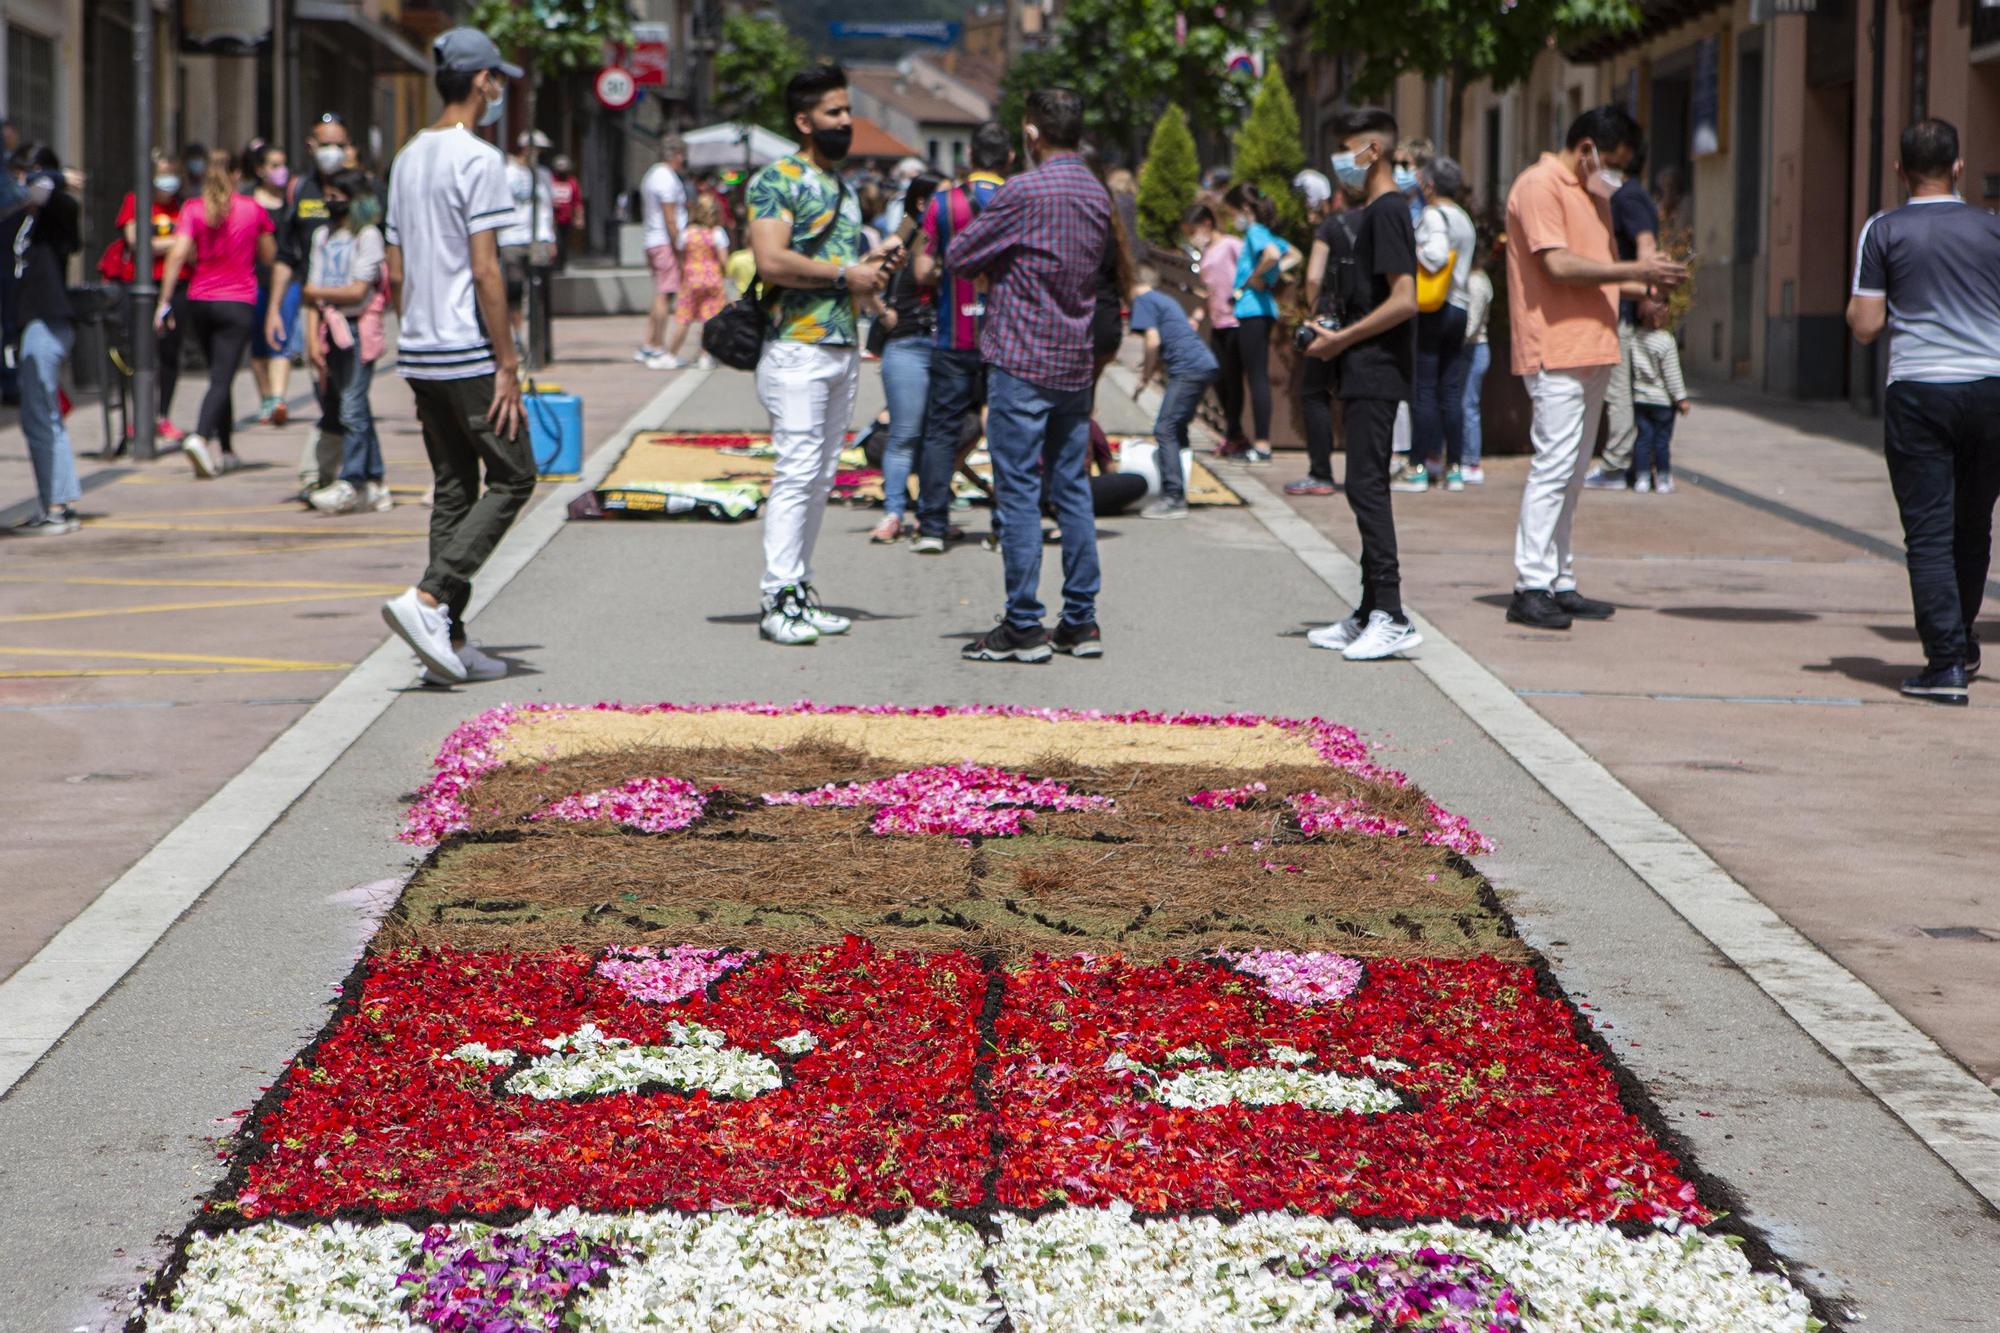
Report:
385,126,515,381
923,171,1004,352
944,153,1110,392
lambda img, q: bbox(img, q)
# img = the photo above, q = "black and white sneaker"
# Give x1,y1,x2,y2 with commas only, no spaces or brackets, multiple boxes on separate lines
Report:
1965,629,1982,678
759,586,820,646
1553,590,1616,620
1052,619,1103,657
798,583,851,635
1900,662,1969,705
962,620,1052,663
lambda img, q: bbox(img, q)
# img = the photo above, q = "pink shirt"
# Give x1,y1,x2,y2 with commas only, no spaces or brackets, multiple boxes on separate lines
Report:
1201,235,1242,330
177,194,274,304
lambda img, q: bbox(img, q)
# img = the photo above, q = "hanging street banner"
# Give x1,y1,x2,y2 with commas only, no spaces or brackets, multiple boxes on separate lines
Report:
630,22,670,88
828,20,962,45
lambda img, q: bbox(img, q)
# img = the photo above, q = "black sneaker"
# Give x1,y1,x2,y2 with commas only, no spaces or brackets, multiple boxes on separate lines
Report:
963,620,1052,663
1900,662,1969,705
1052,619,1103,657
1553,590,1616,620
1506,589,1573,630
1965,629,1981,678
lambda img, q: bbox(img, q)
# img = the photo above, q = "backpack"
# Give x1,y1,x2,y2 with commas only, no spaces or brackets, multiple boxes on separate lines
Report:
702,172,851,372
1318,209,1364,324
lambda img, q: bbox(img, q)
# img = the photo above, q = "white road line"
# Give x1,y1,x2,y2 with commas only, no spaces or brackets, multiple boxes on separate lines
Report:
1228,462,2000,1208
0,371,713,1099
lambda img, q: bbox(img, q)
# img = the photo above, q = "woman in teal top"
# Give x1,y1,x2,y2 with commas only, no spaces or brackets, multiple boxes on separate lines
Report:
1223,183,1287,463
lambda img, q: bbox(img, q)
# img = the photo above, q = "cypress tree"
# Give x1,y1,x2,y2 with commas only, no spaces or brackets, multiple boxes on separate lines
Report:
1233,67,1308,238
1135,105,1200,247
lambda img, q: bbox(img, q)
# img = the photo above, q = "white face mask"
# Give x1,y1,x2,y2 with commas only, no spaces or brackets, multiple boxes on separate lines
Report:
479,74,506,128
1599,168,1626,191
314,144,345,176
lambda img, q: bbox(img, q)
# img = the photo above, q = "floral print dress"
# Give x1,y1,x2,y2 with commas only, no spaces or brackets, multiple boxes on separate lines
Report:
681,225,728,323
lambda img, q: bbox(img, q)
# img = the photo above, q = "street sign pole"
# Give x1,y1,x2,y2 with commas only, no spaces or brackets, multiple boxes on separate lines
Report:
130,0,157,459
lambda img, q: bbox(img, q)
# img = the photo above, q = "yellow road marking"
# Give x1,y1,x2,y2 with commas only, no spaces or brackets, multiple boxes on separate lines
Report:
0,664,347,678
30,534,423,569
83,520,409,536
0,645,349,668
0,590,378,624
0,576,403,593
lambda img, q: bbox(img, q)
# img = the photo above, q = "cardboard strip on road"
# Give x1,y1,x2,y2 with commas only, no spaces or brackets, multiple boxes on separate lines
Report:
0,370,714,1099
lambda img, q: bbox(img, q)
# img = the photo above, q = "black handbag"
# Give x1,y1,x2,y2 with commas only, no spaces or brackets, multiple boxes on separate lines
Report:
702,176,851,373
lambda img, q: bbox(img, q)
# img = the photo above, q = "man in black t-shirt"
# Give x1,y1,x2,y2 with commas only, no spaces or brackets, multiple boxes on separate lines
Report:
1302,107,1422,662
1586,131,1659,490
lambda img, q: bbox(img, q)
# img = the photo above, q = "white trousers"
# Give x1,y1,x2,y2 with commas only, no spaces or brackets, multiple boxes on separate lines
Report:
756,339,859,595
1514,364,1613,593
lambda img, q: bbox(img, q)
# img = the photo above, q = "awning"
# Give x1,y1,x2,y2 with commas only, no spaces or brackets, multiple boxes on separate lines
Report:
680,122,802,171
295,0,430,73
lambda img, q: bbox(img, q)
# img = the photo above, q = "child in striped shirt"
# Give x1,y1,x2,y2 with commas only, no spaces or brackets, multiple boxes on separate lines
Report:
1630,306,1690,494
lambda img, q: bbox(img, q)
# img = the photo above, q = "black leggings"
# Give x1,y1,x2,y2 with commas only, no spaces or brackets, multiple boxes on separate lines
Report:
1212,327,1247,445
1235,315,1274,440
189,299,256,451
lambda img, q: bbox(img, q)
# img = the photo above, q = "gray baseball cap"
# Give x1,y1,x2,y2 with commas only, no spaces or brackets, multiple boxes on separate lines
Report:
433,27,522,79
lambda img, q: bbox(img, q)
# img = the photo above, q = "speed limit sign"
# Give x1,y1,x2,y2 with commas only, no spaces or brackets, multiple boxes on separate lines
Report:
595,66,638,110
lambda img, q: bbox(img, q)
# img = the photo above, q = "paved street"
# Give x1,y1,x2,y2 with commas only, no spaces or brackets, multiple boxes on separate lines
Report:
1,334,1997,1328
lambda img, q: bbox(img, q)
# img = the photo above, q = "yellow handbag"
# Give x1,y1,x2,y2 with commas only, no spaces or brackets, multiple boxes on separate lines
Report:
1417,252,1456,313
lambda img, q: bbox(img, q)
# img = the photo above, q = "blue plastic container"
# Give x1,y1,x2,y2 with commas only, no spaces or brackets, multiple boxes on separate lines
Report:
525,391,583,478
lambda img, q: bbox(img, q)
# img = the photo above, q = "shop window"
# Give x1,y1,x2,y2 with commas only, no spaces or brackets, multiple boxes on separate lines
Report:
6,26,57,147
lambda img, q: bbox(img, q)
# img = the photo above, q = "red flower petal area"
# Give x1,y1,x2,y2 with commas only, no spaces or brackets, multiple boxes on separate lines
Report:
234,940,990,1218
992,955,1706,1225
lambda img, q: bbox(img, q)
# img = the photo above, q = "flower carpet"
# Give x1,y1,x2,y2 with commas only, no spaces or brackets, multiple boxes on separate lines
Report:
141,703,1827,1331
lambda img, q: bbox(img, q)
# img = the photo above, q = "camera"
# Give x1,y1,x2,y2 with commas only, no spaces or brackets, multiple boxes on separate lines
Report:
1293,314,1340,350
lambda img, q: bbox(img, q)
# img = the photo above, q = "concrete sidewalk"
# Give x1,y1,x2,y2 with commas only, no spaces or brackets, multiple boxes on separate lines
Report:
0,316,673,981
1261,392,2000,1092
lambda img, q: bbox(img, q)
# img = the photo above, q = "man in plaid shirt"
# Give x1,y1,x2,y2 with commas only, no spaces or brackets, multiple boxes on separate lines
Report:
946,88,1112,663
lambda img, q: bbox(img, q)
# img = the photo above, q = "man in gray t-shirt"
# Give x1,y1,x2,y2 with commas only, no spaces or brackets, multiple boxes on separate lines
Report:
1847,117,2000,705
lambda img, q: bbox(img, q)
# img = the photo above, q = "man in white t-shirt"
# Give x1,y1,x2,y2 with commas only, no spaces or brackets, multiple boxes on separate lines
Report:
379,26,533,687
500,130,556,341
635,136,690,369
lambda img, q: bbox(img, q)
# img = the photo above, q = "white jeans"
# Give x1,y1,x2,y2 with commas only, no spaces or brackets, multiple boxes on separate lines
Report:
1514,364,1613,593
755,339,859,595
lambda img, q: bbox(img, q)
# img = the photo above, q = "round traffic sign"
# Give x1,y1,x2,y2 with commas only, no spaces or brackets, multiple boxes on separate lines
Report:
595,66,637,110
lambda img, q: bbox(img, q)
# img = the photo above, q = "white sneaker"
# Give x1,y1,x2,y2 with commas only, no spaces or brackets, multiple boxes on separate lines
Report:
798,583,851,635
759,587,820,646
1341,610,1423,661
1632,473,1653,494
1655,473,1675,494
182,433,218,479
644,352,682,372
382,587,465,681
1306,616,1364,651
308,479,361,514
1461,465,1485,485
695,353,716,371
423,640,505,685
364,481,394,512
633,345,664,364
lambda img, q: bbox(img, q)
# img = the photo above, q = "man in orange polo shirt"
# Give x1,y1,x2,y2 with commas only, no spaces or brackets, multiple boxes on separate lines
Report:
1504,106,1685,629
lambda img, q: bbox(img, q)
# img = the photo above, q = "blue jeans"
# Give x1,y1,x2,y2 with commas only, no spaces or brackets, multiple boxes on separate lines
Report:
252,280,303,360
878,336,931,519
316,343,384,485
1154,369,1216,502
1633,403,1676,478
19,320,80,517
916,346,984,537
987,367,1099,629
1461,340,1490,466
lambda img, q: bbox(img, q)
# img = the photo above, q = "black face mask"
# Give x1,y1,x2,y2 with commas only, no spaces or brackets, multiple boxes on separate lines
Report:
325,198,351,222
810,125,853,162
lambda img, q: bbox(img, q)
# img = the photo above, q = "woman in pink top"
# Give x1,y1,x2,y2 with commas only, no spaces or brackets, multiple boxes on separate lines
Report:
1182,204,1246,452
156,149,276,477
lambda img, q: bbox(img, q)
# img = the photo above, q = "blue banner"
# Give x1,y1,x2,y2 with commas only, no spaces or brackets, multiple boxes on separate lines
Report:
828,20,961,45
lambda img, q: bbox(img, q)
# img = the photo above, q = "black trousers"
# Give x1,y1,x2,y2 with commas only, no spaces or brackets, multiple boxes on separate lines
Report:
412,374,539,639
1211,326,1247,445
188,299,256,450
1301,353,1338,483
1342,396,1403,621
1883,377,2000,668
1236,314,1274,440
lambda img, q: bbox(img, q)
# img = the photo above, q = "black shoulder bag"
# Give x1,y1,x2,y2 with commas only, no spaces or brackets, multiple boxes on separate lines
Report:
703,176,851,372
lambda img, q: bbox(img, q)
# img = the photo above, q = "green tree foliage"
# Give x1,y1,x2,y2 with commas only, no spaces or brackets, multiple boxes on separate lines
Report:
1305,0,1640,100
998,0,1272,160
1135,105,1199,246
1232,67,1307,237
468,0,629,74
716,13,811,134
